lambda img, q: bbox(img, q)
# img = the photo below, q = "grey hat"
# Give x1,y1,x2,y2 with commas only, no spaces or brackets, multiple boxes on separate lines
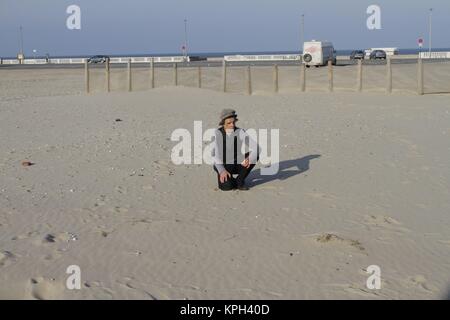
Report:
219,108,237,125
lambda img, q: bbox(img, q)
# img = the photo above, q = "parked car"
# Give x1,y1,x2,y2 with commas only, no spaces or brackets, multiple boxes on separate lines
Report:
87,55,109,64
188,56,207,62
350,50,365,60
369,50,387,60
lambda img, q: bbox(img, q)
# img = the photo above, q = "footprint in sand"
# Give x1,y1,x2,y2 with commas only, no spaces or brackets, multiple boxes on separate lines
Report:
340,284,382,298
116,278,159,300
313,233,366,254
83,281,115,299
438,239,450,246
305,192,338,201
0,251,17,268
29,277,65,300
43,232,78,244
323,282,396,299
92,225,116,238
11,230,40,241
405,275,438,294
363,214,411,233
43,251,63,261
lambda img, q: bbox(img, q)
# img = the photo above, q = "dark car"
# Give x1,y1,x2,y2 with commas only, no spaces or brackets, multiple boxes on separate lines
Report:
188,56,207,62
350,50,365,60
87,55,109,64
369,50,387,60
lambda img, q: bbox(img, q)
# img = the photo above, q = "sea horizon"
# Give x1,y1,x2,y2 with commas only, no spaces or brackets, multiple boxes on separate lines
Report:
3,47,450,60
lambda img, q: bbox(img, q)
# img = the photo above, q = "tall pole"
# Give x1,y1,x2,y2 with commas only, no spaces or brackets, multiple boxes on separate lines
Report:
428,8,432,56
300,14,305,53
19,26,24,55
184,19,188,61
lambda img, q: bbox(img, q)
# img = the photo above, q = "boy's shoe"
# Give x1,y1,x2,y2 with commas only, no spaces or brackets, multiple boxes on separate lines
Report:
237,184,249,191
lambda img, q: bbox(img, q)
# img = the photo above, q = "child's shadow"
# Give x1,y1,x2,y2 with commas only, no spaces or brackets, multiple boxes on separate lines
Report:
248,154,321,187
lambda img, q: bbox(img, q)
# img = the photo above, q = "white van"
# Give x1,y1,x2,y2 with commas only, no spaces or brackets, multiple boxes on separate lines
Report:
302,41,337,67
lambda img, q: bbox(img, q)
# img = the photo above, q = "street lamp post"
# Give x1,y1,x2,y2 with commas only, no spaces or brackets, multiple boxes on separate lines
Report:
428,8,432,56
17,26,25,64
184,19,188,61
19,26,24,55
300,14,305,53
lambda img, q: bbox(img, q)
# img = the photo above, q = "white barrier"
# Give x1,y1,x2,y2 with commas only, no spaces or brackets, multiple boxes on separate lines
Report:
110,56,186,63
4,53,448,66
419,52,450,59
1,59,20,64
24,59,50,64
0,56,187,65
151,56,186,63
224,54,301,62
50,58,85,64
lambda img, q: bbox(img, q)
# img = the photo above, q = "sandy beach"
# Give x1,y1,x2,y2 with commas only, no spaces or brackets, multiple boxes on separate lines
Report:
1,65,450,299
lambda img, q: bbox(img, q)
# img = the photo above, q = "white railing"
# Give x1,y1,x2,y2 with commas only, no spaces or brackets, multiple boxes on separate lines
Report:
152,56,187,63
224,54,301,62
49,58,85,64
419,52,450,59
1,59,20,64
23,59,49,64
110,56,186,63
0,56,188,65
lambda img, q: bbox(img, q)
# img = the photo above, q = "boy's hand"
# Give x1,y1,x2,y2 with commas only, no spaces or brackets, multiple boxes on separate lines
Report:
220,170,231,183
241,158,250,169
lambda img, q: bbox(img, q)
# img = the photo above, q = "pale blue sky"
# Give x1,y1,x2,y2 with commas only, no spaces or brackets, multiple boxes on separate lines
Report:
0,0,449,57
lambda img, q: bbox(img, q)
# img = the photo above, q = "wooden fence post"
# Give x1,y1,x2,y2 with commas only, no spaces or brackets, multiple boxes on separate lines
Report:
300,63,306,92
386,57,392,94
273,64,279,93
222,60,227,92
85,60,90,94
198,66,202,88
246,65,252,95
357,59,362,92
328,60,333,92
418,57,424,95
127,59,132,92
173,63,178,86
150,57,155,89
105,58,110,92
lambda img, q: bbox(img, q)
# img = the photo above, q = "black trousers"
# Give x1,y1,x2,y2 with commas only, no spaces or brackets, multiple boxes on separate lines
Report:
213,163,256,191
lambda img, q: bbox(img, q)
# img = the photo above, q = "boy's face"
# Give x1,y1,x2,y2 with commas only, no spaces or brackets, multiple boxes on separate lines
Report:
223,117,236,130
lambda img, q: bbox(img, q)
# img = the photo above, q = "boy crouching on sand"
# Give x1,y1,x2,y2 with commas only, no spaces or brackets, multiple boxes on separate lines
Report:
212,109,260,191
